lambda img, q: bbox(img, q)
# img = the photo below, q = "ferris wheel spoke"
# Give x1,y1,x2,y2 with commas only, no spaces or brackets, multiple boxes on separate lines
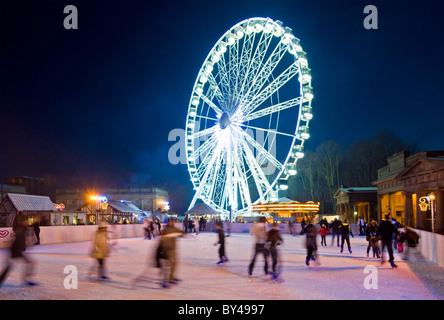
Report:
216,53,232,111
191,131,220,163
234,31,256,106
236,128,283,172
238,31,274,106
232,144,252,208
240,96,302,122
242,62,300,116
207,72,227,109
238,123,296,139
206,148,225,205
199,93,223,115
189,125,218,140
192,143,224,203
239,138,271,202
242,39,288,105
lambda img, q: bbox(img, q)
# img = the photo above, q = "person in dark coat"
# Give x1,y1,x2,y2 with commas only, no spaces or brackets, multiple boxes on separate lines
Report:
159,219,185,287
0,215,37,287
214,222,228,264
267,223,283,278
378,215,399,268
366,219,380,258
338,219,354,254
304,221,319,266
330,218,342,247
32,216,41,245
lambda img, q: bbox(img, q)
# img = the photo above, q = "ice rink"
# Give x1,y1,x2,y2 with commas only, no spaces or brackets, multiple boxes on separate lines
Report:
1,231,443,300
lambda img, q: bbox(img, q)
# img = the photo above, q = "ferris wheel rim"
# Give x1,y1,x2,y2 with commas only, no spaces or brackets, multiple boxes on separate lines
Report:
185,17,313,214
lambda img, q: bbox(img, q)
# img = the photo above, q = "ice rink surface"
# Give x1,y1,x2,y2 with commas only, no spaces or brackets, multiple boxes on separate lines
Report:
1,232,443,300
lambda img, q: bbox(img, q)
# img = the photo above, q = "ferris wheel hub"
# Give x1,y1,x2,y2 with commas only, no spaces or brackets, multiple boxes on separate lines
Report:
219,112,231,129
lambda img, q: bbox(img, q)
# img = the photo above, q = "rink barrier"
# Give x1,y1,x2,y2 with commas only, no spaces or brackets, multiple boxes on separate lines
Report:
0,222,357,248
413,228,444,269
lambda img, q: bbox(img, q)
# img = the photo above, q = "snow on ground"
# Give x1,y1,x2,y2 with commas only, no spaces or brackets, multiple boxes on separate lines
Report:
0,232,443,300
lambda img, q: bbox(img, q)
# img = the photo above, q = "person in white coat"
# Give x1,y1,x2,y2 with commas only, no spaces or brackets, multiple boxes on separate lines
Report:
248,217,270,277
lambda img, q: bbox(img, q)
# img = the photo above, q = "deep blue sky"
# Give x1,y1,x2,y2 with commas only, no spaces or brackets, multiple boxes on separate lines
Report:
1,0,443,212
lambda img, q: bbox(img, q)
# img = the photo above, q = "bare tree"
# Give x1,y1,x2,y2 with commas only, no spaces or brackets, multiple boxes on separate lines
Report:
316,141,345,212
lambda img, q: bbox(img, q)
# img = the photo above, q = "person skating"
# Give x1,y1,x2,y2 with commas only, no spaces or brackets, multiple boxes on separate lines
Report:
91,221,111,280
338,219,354,254
267,223,283,279
248,217,270,278
366,219,380,258
304,220,319,266
0,215,37,287
378,214,399,268
159,219,185,287
214,222,228,264
318,224,328,246
402,227,419,261
329,218,342,247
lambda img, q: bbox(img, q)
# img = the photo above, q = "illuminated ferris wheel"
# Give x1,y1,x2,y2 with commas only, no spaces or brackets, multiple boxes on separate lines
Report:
185,17,313,217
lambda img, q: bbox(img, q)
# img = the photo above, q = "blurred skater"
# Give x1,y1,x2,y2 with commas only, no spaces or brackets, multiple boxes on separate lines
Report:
329,218,342,247
154,218,162,236
378,215,398,268
32,216,41,245
338,219,354,254
194,216,199,235
248,217,270,277
305,220,319,266
0,215,37,287
366,219,380,258
143,218,150,239
91,221,111,280
397,226,405,253
158,219,185,288
214,222,228,264
267,223,283,279
402,227,419,261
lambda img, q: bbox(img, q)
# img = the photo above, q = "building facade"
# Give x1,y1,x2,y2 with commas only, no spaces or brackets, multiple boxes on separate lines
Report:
56,187,169,214
373,151,444,234
334,187,378,223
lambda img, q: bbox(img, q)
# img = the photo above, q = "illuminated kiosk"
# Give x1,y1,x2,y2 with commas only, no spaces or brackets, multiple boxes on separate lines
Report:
251,197,320,223
184,201,222,220
185,17,314,222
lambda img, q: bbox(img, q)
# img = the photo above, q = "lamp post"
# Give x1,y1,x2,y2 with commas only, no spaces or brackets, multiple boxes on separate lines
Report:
90,195,108,224
428,193,436,233
419,193,436,233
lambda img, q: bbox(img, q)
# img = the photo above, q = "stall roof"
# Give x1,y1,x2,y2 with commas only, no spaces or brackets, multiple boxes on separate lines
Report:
184,202,221,215
107,200,142,213
3,193,56,212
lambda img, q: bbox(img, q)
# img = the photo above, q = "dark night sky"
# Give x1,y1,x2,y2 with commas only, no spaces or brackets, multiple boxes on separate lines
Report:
1,0,443,212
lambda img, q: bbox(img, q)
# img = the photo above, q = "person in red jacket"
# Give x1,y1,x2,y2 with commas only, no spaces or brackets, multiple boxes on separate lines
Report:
318,224,328,246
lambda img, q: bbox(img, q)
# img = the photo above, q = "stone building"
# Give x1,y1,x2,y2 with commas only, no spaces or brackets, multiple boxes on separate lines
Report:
334,187,378,223
56,187,169,215
372,150,444,234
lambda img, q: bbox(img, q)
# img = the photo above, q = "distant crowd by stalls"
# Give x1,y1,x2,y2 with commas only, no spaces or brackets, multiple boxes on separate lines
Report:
181,216,231,233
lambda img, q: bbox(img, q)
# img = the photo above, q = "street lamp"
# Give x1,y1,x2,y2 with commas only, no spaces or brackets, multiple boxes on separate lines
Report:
428,193,436,233
90,195,108,224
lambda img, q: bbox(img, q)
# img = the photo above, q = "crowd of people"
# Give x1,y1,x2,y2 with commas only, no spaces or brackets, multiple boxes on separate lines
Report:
299,215,420,268
0,213,420,289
